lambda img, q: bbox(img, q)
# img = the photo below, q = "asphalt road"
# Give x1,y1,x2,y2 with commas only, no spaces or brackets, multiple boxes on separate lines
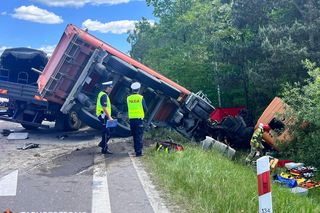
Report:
0,120,170,213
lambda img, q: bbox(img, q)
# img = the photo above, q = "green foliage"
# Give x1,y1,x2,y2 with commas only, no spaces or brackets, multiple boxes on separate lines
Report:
281,60,320,168
127,0,320,117
144,144,320,212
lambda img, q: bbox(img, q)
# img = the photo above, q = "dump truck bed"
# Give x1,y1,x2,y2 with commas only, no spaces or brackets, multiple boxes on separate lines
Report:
38,24,190,105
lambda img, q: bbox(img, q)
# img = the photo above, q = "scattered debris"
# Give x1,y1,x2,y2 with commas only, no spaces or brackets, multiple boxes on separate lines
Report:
272,160,319,191
34,153,41,157
7,132,29,140
291,187,308,196
56,132,95,140
273,174,298,188
277,160,294,167
299,180,320,189
1,129,14,136
57,135,68,140
200,136,236,159
17,143,39,150
201,136,213,150
156,140,184,152
269,158,279,171
285,162,304,170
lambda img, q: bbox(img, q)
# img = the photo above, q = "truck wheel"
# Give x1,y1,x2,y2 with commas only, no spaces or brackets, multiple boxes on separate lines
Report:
77,107,131,137
64,111,82,131
159,81,181,99
21,114,42,130
21,123,38,130
136,69,162,89
106,56,138,79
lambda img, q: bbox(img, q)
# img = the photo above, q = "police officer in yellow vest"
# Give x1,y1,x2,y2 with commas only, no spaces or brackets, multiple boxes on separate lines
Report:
127,82,147,157
96,81,113,154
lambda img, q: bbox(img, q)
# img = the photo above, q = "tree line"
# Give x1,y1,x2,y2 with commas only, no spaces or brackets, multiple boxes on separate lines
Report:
127,0,320,167
128,0,320,116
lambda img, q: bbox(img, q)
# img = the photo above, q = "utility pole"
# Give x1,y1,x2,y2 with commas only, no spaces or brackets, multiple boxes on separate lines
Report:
215,62,221,107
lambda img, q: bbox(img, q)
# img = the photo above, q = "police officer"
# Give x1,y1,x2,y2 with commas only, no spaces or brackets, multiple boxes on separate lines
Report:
127,82,147,157
96,81,113,154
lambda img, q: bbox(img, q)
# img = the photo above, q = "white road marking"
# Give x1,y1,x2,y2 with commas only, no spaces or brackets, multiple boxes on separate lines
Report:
0,170,18,196
129,154,170,213
92,154,112,213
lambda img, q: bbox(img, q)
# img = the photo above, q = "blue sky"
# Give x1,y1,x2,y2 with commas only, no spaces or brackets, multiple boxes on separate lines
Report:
0,0,155,56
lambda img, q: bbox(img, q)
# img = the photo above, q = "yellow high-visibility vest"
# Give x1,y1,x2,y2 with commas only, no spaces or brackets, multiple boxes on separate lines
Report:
127,94,145,119
96,91,111,117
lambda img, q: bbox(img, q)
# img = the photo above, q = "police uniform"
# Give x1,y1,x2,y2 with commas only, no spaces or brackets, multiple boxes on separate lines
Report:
127,82,147,157
96,81,113,154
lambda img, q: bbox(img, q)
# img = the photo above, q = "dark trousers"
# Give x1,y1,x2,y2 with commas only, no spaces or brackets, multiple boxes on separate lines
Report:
98,115,111,151
129,119,144,155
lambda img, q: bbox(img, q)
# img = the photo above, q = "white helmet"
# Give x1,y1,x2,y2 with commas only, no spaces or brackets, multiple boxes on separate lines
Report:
131,82,141,90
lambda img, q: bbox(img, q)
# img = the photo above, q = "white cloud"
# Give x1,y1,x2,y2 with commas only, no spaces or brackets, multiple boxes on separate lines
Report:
33,0,130,7
82,19,136,34
12,5,63,24
82,19,154,34
1,11,7,15
38,45,56,56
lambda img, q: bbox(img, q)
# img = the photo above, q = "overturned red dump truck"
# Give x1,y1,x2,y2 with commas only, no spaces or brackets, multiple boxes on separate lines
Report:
35,24,214,139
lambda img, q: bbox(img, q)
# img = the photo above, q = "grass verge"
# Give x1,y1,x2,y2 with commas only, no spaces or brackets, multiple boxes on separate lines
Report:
143,136,320,213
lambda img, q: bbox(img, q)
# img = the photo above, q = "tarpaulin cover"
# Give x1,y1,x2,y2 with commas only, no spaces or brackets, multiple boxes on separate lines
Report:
0,47,48,84
210,107,245,123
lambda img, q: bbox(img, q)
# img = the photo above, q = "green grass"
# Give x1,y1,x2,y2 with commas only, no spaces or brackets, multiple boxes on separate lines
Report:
143,142,320,213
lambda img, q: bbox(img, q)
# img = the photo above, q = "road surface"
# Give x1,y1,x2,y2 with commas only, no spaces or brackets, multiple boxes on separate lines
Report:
0,120,171,213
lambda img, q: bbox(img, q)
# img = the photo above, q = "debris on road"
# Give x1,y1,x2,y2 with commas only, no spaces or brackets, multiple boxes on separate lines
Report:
17,142,39,150
57,134,68,140
7,132,29,140
57,132,95,140
1,129,14,136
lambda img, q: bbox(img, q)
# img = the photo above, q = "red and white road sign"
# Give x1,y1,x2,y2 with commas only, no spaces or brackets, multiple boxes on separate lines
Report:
257,156,272,213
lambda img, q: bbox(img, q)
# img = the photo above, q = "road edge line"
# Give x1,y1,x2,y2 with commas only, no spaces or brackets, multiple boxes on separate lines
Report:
129,154,170,213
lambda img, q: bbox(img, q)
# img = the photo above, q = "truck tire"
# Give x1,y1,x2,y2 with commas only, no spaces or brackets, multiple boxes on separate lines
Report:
106,56,138,79
77,107,131,137
64,111,82,131
21,123,38,130
136,69,162,89
159,81,181,99
21,114,42,130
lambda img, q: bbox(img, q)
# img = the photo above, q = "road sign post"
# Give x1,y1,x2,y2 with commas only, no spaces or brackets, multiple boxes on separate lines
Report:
257,156,272,213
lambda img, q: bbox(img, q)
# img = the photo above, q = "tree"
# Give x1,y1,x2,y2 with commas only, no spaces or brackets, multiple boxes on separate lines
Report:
281,60,320,168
